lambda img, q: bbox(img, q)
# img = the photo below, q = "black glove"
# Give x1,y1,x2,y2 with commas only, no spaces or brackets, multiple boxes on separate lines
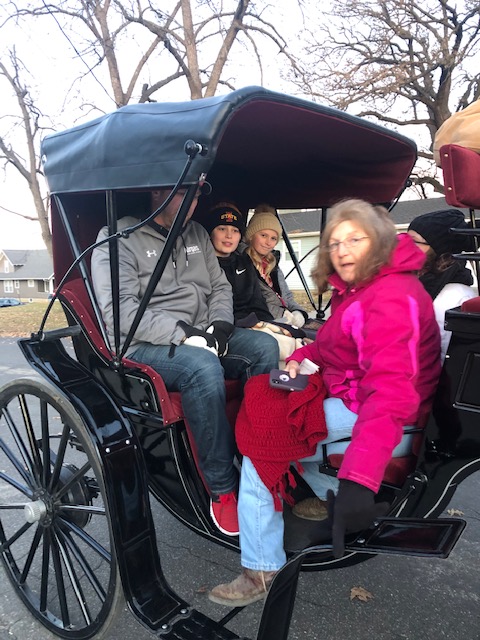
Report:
178,321,218,355
206,321,234,357
326,480,389,559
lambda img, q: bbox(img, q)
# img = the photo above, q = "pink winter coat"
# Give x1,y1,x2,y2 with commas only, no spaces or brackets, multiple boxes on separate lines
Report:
286,234,441,493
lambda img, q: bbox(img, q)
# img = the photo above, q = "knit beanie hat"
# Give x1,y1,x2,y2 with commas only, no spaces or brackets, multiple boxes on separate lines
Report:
245,205,282,243
408,209,473,256
204,202,245,235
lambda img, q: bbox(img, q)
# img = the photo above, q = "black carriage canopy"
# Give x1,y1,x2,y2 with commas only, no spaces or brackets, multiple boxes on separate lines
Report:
41,86,417,211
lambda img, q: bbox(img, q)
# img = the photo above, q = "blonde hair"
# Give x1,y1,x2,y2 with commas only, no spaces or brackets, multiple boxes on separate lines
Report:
311,199,397,292
245,203,281,277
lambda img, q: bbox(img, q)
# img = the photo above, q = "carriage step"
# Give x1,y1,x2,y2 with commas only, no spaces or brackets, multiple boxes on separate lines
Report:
345,516,466,558
155,607,247,639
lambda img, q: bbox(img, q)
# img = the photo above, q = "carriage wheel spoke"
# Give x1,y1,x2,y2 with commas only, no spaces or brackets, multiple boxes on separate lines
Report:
2,407,36,482
54,461,91,501
0,503,29,510
0,471,33,499
40,532,50,613
40,399,51,487
20,526,43,584
57,505,106,516
0,439,35,491
58,528,107,601
58,517,111,563
50,530,70,627
48,422,71,493
54,528,92,625
0,521,32,554
19,394,43,485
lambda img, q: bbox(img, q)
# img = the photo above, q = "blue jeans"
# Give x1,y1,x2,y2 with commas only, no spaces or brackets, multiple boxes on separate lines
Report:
238,397,414,571
130,328,279,495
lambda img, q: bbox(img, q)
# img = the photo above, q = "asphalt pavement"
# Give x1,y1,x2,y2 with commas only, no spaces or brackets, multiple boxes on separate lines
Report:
0,336,479,640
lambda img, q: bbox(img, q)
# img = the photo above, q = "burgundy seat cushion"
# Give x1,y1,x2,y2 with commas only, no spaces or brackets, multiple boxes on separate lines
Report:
327,453,418,487
461,296,480,313
440,144,480,208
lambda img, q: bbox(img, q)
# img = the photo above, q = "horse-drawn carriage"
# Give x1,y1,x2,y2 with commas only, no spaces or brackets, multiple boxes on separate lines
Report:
0,87,479,639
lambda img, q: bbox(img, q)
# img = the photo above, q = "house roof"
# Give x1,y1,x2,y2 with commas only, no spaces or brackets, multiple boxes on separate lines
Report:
0,250,53,280
279,197,470,235
1,249,30,266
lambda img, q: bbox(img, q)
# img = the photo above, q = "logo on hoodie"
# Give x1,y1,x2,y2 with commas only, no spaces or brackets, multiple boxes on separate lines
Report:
146,250,157,258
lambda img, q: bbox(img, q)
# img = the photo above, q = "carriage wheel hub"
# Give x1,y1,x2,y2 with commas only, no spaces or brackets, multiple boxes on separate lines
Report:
24,499,48,523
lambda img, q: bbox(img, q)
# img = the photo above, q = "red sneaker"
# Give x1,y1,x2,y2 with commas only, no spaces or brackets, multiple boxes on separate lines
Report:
210,492,239,536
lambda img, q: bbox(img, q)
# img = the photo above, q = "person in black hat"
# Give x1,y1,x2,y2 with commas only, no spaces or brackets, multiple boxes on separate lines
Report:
205,202,309,367
204,202,275,326
408,208,475,361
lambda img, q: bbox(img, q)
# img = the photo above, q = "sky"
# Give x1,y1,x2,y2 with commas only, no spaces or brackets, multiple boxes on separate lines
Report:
1,1,446,252
1,3,308,250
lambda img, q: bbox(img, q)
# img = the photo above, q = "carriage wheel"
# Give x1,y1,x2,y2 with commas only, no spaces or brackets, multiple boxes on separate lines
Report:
0,379,124,639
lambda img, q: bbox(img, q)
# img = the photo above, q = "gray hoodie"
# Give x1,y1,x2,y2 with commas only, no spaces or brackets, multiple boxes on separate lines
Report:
91,217,233,355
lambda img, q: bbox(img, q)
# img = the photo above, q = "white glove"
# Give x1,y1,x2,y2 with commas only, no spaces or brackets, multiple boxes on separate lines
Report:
291,310,306,328
282,310,295,325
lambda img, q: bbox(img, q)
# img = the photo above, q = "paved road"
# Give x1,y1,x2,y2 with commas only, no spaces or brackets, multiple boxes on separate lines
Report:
0,336,479,640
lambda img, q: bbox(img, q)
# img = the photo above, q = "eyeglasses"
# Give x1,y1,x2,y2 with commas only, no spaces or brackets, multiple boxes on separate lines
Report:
327,236,369,253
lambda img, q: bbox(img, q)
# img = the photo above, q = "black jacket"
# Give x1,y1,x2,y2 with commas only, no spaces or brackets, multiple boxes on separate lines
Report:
217,251,274,325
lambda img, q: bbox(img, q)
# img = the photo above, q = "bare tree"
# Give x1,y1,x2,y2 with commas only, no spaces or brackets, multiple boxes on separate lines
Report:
290,0,480,193
1,1,302,251
120,0,298,100
11,0,298,104
0,51,52,254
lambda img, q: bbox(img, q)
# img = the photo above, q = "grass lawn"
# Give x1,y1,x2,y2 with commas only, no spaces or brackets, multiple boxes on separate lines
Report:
0,290,329,338
292,290,330,315
0,300,68,338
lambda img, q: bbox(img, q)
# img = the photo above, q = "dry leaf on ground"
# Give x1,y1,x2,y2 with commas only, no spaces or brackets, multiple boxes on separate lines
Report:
447,508,464,516
350,586,373,602
196,585,209,593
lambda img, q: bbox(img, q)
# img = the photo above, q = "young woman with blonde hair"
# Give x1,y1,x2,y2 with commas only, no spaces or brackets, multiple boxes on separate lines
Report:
244,203,309,328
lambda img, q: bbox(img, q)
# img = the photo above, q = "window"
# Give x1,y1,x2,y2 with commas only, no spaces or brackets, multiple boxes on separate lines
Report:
38,280,47,293
283,240,301,261
28,279,34,288
14,280,19,289
4,280,14,293
4,263,9,273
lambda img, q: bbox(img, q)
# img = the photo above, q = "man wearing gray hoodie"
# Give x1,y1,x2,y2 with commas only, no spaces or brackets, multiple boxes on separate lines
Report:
91,187,279,536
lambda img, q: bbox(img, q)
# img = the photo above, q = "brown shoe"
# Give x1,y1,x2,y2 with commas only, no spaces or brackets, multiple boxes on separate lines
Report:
292,497,328,521
208,569,277,607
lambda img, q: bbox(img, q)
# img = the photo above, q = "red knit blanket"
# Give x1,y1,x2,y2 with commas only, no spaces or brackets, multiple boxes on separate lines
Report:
236,372,327,510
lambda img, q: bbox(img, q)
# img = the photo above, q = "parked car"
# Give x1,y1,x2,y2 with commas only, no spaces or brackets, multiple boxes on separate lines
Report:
0,298,23,307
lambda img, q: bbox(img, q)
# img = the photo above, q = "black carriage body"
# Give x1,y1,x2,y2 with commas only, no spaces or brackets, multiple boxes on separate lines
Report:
2,87,476,639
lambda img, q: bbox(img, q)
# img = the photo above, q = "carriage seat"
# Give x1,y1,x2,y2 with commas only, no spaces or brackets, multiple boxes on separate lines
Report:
461,296,480,313
326,452,418,487
440,144,480,209
323,416,428,488
59,279,242,427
